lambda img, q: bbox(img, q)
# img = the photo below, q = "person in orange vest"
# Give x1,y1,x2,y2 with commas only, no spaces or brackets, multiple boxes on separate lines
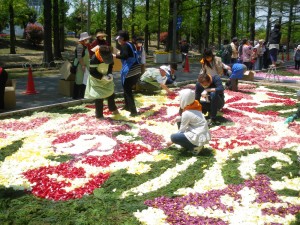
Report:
0,66,8,111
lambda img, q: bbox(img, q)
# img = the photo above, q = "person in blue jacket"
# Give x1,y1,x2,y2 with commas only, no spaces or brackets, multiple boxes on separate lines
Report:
225,63,247,91
195,72,225,126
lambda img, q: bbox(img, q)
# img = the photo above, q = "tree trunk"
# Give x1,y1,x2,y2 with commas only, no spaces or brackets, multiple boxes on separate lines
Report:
131,0,135,38
278,2,283,25
217,0,221,49
100,0,105,26
9,2,16,54
250,0,255,41
287,2,294,56
144,0,149,54
43,0,54,64
265,0,272,42
231,0,237,39
116,0,122,32
204,0,211,48
53,0,62,60
87,0,91,34
198,0,204,52
106,0,112,46
166,0,173,52
59,0,65,52
246,2,250,34
157,0,161,50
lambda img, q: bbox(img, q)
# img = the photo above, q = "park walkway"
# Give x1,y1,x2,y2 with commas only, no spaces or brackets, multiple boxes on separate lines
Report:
0,61,299,117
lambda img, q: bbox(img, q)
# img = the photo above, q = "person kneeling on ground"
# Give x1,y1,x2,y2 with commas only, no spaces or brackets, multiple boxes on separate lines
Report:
85,45,119,119
225,63,246,91
195,72,225,126
169,89,211,155
284,90,300,124
136,65,177,94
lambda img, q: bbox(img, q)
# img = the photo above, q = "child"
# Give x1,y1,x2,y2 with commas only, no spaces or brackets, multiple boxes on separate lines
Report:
284,90,300,124
169,89,211,155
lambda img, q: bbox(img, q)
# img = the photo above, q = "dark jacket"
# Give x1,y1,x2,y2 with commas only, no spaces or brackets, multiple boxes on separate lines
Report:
269,28,281,44
195,75,225,101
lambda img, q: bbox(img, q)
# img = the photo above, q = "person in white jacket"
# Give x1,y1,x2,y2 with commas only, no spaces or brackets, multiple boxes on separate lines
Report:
169,89,211,155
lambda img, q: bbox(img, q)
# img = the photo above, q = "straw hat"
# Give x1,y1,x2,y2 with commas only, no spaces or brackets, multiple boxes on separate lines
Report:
96,32,107,37
78,32,91,41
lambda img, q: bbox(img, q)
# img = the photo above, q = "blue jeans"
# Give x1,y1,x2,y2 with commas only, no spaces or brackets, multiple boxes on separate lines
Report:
171,133,196,151
269,48,278,64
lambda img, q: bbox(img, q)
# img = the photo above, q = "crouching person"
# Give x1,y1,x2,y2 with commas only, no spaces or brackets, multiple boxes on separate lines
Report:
225,63,247,91
136,65,177,94
169,89,211,155
85,45,119,119
195,72,225,126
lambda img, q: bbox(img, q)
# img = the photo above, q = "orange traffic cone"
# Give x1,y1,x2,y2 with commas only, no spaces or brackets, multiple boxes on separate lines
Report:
183,54,190,72
23,67,38,95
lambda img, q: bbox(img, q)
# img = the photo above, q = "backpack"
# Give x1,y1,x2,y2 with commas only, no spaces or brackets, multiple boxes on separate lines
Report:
127,42,141,64
70,45,87,74
75,45,86,58
222,45,232,58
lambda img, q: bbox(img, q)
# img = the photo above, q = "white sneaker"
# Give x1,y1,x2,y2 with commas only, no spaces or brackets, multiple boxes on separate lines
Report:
173,81,178,86
192,146,204,155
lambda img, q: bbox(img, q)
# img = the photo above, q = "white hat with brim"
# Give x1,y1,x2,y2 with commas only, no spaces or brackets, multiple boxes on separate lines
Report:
78,32,91,42
159,65,170,74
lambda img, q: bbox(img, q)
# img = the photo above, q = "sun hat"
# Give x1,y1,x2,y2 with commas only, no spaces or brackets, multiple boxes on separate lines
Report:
159,65,170,74
96,32,107,37
78,32,91,41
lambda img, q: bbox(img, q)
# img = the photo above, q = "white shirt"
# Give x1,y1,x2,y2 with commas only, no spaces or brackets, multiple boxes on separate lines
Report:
179,110,211,146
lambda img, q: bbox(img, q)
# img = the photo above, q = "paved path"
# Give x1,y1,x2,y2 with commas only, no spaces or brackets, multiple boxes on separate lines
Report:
1,62,299,117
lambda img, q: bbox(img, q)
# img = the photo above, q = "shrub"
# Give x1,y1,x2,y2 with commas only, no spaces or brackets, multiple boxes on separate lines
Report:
25,23,44,45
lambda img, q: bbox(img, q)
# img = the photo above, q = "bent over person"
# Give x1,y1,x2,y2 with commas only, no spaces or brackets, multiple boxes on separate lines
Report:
195,72,225,126
136,65,176,94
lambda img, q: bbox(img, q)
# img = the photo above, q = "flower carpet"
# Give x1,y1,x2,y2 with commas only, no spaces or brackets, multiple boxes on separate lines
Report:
0,83,299,224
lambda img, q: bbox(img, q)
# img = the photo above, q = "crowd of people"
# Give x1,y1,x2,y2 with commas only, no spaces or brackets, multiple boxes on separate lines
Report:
64,24,300,155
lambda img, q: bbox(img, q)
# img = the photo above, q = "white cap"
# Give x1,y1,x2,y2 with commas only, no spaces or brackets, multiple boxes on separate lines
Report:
159,65,170,74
